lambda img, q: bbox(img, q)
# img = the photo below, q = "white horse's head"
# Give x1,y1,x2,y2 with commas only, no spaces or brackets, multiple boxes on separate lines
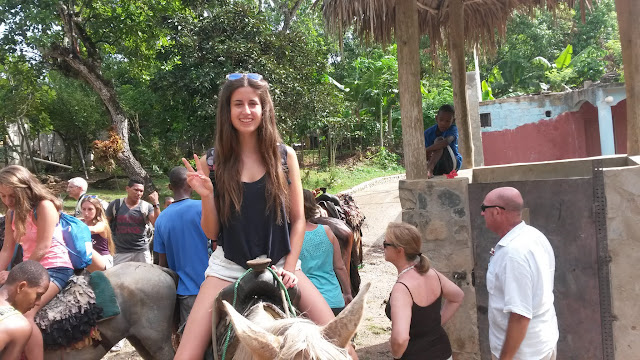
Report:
223,283,370,360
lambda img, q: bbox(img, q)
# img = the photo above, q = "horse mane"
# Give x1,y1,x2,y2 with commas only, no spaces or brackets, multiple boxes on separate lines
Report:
236,304,350,360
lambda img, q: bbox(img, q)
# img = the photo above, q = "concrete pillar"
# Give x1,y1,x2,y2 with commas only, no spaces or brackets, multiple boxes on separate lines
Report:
396,0,428,179
399,177,480,360
604,164,640,359
597,91,616,155
467,71,485,166
614,0,640,155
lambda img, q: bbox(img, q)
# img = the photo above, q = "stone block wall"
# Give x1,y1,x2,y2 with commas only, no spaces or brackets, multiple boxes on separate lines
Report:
399,177,480,360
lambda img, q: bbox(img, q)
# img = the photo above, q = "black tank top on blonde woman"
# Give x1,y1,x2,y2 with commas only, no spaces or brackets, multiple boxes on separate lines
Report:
385,273,452,360
217,174,291,269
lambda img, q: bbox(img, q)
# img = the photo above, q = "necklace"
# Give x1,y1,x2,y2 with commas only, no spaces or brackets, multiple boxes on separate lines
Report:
397,264,415,278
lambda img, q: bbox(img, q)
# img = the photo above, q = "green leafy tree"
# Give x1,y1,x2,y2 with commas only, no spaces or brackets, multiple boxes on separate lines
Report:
0,57,53,169
0,0,189,190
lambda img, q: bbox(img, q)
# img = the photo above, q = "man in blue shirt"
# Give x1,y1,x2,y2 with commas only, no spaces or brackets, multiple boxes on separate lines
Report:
153,167,210,328
424,104,462,178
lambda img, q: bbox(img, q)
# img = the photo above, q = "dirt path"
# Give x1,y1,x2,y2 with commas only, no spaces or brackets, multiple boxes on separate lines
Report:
349,178,402,360
105,177,403,360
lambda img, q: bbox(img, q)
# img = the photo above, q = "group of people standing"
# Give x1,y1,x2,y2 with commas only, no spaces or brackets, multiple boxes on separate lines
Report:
0,71,558,360
382,187,558,360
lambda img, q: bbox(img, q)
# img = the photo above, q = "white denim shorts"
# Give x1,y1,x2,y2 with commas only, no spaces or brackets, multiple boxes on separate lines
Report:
205,246,301,282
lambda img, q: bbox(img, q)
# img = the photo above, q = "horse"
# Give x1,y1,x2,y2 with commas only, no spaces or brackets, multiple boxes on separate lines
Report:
310,216,359,296
222,281,370,360
43,262,178,360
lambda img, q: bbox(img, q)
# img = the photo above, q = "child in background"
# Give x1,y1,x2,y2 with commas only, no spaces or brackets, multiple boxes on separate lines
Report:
424,104,462,178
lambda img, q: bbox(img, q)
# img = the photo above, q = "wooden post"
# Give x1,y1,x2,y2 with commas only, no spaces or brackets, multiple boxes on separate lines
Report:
448,0,474,169
615,0,640,156
396,0,428,179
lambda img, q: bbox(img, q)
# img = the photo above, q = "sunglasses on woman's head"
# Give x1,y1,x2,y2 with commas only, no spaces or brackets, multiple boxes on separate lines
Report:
226,73,263,81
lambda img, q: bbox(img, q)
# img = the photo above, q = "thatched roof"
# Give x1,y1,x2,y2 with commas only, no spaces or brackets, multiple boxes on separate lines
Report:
323,0,593,53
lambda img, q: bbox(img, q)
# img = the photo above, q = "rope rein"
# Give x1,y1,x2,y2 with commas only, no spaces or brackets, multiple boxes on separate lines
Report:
220,266,297,360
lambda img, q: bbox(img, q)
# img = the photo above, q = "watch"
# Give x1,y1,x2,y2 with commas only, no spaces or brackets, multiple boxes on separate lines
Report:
153,203,160,208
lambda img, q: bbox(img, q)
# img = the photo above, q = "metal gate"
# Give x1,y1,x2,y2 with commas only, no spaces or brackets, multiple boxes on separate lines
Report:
469,174,612,360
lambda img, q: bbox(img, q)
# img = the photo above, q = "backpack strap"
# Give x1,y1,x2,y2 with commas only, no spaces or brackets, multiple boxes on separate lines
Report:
278,144,290,184
141,201,151,223
206,145,290,186
206,147,216,189
112,198,123,218
110,198,123,233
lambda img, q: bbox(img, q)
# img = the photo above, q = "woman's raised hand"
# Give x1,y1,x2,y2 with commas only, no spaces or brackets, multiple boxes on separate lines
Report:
182,155,214,197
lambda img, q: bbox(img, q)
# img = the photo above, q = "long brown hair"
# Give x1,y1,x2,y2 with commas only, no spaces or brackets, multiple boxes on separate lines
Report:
302,189,318,221
214,75,289,225
0,165,62,240
80,197,115,255
385,222,430,274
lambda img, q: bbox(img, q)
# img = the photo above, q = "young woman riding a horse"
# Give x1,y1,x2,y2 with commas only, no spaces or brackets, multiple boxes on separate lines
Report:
177,73,356,359
0,165,74,360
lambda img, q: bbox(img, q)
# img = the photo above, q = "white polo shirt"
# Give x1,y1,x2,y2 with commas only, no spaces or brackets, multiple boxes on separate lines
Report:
486,221,558,359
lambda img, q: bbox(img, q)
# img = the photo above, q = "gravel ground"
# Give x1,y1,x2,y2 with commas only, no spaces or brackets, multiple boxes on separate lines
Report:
350,179,402,360
104,177,403,360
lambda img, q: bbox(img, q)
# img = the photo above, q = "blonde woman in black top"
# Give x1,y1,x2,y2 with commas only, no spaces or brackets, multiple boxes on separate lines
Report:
384,222,464,360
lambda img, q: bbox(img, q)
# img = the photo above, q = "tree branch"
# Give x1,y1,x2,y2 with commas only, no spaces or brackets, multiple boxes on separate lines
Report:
281,0,304,33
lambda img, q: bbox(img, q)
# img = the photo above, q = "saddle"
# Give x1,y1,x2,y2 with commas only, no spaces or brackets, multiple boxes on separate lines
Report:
34,271,120,350
213,259,300,360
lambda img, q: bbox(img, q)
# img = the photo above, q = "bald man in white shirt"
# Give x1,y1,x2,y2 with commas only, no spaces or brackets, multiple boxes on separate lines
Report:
482,187,558,360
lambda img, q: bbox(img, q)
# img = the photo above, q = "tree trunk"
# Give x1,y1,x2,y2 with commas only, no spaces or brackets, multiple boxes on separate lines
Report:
2,122,23,165
379,101,384,148
77,138,89,179
16,117,38,172
615,0,640,155
448,0,474,169
396,0,428,179
281,0,304,33
387,105,393,138
45,46,155,193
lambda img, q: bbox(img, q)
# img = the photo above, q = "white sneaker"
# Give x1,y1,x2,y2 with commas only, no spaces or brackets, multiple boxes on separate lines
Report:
110,339,124,352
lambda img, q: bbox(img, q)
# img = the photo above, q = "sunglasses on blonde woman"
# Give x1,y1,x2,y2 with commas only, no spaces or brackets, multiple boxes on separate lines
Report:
226,73,263,81
382,241,397,248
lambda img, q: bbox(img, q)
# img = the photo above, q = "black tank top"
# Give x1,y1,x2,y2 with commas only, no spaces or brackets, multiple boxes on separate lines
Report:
218,175,291,269
385,274,452,360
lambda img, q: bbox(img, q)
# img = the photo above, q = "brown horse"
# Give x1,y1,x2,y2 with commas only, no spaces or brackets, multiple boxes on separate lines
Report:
43,262,178,360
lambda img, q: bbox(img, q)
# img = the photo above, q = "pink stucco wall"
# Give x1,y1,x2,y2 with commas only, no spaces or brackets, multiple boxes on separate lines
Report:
482,102,603,166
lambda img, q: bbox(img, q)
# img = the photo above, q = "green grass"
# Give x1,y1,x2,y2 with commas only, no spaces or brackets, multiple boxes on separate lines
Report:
301,165,403,194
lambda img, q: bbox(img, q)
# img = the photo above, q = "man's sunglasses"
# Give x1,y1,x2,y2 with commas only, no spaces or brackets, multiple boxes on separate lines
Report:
382,241,397,248
481,204,505,212
226,73,263,81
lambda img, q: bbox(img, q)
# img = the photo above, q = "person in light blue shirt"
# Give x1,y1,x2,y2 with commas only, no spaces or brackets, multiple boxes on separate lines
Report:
299,189,352,315
424,104,462,178
154,167,210,327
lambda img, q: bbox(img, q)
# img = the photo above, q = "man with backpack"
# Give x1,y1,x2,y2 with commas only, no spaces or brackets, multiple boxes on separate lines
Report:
106,179,160,265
